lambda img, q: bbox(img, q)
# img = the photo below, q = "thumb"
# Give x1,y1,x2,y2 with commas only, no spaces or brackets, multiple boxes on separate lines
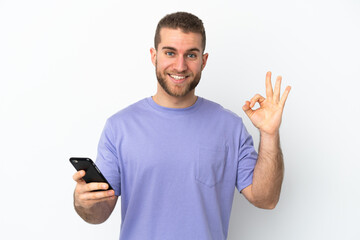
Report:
242,101,253,118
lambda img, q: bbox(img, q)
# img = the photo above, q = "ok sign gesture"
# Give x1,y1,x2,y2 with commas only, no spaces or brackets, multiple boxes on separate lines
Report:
242,71,291,136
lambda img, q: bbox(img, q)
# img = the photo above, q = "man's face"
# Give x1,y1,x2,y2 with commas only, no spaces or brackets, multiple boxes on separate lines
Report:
151,28,208,98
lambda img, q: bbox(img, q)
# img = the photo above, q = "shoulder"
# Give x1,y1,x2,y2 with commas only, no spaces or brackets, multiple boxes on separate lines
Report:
102,98,150,131
200,97,244,123
108,98,148,121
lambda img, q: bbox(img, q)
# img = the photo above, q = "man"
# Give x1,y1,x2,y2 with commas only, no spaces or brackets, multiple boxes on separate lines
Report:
72,12,291,239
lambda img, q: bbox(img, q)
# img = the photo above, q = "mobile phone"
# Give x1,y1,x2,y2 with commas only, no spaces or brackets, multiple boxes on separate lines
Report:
69,157,113,191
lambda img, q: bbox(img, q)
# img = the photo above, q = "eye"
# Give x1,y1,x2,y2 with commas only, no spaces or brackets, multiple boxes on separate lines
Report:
165,51,175,56
187,53,196,58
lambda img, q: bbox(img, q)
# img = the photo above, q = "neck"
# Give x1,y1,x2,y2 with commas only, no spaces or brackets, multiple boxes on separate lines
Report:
152,85,197,109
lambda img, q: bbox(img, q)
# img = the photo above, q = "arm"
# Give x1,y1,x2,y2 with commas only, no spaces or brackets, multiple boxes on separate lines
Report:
241,71,291,209
73,170,118,224
242,132,283,209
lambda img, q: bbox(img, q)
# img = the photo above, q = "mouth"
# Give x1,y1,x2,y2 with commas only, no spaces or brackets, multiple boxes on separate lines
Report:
168,74,189,83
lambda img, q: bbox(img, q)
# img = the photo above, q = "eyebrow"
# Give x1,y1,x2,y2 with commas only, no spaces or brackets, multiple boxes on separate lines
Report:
161,46,201,52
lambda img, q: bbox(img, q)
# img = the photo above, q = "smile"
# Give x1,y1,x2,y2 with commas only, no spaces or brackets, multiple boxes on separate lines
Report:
169,74,187,80
168,74,189,84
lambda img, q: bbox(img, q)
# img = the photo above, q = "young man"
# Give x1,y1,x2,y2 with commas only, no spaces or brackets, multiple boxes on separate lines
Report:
73,12,291,240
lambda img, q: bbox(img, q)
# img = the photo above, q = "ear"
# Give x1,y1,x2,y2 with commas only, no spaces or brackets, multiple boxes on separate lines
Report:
201,53,209,70
150,48,157,66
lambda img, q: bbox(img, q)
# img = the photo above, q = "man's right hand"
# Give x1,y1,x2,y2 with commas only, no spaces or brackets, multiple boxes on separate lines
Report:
73,170,115,208
73,170,117,224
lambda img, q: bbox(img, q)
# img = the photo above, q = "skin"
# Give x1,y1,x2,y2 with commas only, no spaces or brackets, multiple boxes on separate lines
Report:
150,28,208,108
73,27,291,223
73,170,117,224
241,72,291,209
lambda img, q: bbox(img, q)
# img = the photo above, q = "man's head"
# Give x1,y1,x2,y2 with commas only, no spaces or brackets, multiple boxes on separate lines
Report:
154,12,206,53
151,12,208,99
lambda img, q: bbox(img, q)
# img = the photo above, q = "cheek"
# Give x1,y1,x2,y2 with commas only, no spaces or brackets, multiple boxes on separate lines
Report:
189,62,203,72
157,59,172,71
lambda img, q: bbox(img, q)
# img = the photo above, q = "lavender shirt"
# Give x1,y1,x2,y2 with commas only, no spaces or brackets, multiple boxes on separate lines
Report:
96,97,258,240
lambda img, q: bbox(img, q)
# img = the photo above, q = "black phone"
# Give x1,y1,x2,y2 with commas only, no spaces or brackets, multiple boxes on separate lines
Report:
69,157,113,191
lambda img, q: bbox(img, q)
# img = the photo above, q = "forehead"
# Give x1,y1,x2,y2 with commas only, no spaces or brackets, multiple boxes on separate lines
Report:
159,28,203,51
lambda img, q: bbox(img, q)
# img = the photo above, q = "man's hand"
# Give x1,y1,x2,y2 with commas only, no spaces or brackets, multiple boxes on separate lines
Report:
241,71,291,209
73,170,115,208
242,71,291,135
73,170,117,224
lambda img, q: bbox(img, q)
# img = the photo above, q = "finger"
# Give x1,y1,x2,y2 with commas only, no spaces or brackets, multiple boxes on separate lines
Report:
273,75,282,101
75,182,110,195
242,101,251,111
86,182,110,192
79,189,115,201
242,101,254,117
250,94,265,108
73,170,86,183
280,86,291,107
265,71,273,99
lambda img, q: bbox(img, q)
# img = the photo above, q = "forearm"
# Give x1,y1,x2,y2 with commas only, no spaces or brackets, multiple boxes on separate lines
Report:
251,131,284,208
74,196,116,224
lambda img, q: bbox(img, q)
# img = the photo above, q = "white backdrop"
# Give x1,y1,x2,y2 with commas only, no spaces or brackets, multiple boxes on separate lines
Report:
1,0,359,239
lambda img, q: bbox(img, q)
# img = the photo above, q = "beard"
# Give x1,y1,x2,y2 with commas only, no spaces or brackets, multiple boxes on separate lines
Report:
155,61,202,98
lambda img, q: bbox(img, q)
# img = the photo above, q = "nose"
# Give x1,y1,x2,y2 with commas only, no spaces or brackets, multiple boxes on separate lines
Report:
174,56,187,72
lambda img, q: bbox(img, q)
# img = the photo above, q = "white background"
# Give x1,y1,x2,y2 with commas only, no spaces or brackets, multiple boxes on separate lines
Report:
1,0,359,239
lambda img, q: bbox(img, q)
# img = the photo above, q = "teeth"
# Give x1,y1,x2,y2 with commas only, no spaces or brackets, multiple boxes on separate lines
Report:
170,75,186,80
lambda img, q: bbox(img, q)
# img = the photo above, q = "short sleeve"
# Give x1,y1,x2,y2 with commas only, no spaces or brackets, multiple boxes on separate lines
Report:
95,119,121,196
236,121,258,193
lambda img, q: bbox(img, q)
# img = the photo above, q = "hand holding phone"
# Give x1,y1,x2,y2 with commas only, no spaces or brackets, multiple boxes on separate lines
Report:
70,157,113,191
71,157,116,210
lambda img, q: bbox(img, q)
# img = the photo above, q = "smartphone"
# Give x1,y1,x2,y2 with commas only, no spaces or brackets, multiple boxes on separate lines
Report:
69,157,113,191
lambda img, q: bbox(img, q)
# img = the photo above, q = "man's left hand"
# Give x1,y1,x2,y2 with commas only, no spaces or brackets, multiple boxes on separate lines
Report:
242,71,291,135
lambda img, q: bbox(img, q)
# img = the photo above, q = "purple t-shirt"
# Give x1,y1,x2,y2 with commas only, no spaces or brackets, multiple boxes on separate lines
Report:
96,97,258,240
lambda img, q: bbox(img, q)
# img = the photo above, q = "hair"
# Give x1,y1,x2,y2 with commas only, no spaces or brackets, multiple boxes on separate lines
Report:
154,12,206,52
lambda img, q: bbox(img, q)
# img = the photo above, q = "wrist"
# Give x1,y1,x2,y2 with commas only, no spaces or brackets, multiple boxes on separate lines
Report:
260,130,280,139
259,130,281,153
